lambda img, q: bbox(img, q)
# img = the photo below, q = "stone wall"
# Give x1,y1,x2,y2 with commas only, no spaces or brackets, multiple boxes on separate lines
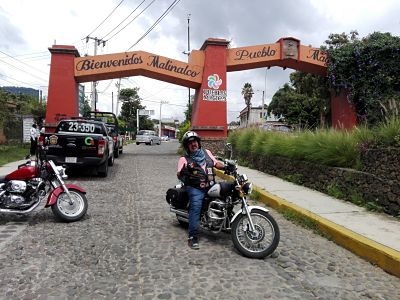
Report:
234,148,400,217
201,138,227,158
361,148,400,182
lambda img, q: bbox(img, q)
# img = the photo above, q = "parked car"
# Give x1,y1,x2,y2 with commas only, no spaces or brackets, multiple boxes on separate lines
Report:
106,124,123,158
136,130,161,145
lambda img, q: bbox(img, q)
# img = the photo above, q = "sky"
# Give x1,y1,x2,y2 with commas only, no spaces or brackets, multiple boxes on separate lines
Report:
0,0,399,123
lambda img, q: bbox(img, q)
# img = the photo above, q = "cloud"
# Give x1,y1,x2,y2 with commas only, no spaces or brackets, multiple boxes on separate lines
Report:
1,0,399,123
0,8,26,52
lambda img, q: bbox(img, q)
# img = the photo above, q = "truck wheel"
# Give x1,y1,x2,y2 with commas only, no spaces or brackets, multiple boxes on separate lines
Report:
136,142,140,145
97,162,108,177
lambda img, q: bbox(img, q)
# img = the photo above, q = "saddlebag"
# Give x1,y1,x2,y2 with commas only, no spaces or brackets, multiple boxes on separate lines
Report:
166,188,188,209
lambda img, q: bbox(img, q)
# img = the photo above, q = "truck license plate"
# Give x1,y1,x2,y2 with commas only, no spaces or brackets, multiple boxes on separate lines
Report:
65,157,77,163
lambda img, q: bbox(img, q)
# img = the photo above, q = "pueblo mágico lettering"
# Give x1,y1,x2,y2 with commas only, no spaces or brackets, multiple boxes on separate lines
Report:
234,46,276,60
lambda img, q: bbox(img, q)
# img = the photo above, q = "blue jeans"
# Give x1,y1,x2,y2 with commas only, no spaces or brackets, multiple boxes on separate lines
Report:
186,186,206,238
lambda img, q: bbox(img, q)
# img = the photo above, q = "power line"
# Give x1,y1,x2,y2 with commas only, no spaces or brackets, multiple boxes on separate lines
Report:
0,58,48,84
85,0,125,38
0,50,49,76
0,74,44,89
126,0,181,51
101,0,149,41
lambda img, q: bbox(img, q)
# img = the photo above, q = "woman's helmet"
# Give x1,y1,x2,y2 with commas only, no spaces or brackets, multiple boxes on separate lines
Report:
182,131,201,152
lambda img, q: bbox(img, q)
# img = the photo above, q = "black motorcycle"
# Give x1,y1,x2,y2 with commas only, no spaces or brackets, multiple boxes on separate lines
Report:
166,157,280,258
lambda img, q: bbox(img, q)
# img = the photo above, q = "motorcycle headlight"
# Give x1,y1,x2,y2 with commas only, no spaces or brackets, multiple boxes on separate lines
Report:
56,166,68,179
242,182,253,195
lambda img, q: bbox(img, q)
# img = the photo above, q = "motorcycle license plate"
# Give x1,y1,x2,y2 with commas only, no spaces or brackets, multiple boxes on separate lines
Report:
65,157,77,163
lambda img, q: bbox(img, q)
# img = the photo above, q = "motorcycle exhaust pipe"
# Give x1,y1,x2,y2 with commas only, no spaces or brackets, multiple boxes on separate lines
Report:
0,199,42,214
170,207,188,218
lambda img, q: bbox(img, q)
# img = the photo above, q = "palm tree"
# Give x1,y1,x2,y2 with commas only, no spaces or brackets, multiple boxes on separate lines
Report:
241,82,254,127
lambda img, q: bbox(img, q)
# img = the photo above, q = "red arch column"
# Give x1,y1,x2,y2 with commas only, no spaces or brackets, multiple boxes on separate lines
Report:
330,88,357,129
191,39,229,142
45,45,80,132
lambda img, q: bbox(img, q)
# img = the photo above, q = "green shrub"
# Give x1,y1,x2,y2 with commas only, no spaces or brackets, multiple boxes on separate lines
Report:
283,174,304,185
229,117,399,170
326,183,344,198
374,117,400,147
235,128,259,154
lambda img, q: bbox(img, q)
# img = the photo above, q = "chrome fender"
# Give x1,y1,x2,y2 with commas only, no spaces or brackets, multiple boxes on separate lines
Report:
45,184,86,207
231,205,270,223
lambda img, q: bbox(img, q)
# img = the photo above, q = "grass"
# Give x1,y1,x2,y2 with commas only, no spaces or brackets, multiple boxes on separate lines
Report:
228,117,400,169
0,144,30,166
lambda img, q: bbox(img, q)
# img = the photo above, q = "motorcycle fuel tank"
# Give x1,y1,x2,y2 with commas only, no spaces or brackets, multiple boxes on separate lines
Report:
207,182,235,198
208,183,222,197
5,166,38,181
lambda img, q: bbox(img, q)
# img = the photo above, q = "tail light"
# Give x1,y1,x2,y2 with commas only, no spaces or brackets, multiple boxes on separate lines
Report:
98,139,106,156
38,135,45,146
113,136,117,142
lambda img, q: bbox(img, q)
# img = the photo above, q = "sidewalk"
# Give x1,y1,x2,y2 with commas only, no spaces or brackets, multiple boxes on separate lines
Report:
217,166,400,278
0,159,28,176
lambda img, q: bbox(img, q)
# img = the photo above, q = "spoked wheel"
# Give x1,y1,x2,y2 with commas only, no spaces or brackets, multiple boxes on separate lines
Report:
231,209,280,258
51,189,88,222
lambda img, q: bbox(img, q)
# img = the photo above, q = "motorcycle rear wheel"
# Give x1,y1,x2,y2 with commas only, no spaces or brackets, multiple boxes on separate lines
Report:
51,189,88,222
231,209,280,259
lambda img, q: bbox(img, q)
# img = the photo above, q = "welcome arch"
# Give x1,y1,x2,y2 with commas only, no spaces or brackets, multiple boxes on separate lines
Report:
45,37,356,141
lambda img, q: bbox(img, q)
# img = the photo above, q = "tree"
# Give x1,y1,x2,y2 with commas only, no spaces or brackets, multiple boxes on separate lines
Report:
241,83,254,127
268,72,329,129
289,72,330,127
326,31,400,125
119,88,154,132
82,97,92,117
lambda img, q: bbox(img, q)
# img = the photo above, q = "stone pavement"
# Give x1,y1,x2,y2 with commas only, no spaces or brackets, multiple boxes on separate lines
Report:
0,143,399,299
216,165,400,278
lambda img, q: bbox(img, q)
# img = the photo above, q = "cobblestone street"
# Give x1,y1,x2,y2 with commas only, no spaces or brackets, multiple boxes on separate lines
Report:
0,141,399,299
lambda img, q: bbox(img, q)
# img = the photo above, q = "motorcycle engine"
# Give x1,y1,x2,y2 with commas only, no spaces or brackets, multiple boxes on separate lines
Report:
0,179,45,209
8,180,27,193
206,200,226,228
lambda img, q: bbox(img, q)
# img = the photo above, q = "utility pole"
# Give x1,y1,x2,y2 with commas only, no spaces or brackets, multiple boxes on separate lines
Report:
261,90,265,126
262,68,268,125
115,78,121,116
86,36,106,111
159,101,168,137
111,91,114,114
182,14,191,120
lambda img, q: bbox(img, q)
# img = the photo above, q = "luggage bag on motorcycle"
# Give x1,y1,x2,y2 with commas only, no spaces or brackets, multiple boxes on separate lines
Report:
166,187,188,209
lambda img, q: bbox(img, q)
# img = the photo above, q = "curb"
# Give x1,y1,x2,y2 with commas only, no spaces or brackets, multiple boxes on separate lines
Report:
215,169,400,278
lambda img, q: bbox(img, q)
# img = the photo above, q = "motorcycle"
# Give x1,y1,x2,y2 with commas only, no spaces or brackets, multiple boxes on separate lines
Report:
166,147,280,258
0,143,88,222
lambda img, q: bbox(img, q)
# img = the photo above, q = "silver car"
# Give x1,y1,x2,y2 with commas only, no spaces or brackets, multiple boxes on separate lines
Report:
136,130,161,145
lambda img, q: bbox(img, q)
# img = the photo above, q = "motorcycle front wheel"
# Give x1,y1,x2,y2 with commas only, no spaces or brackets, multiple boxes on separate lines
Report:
231,209,280,259
51,189,88,222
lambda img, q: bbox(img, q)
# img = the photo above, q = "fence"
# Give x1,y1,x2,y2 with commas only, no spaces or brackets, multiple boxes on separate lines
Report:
0,114,33,144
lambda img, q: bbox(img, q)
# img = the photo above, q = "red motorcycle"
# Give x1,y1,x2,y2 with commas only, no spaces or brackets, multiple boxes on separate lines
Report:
0,147,88,222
